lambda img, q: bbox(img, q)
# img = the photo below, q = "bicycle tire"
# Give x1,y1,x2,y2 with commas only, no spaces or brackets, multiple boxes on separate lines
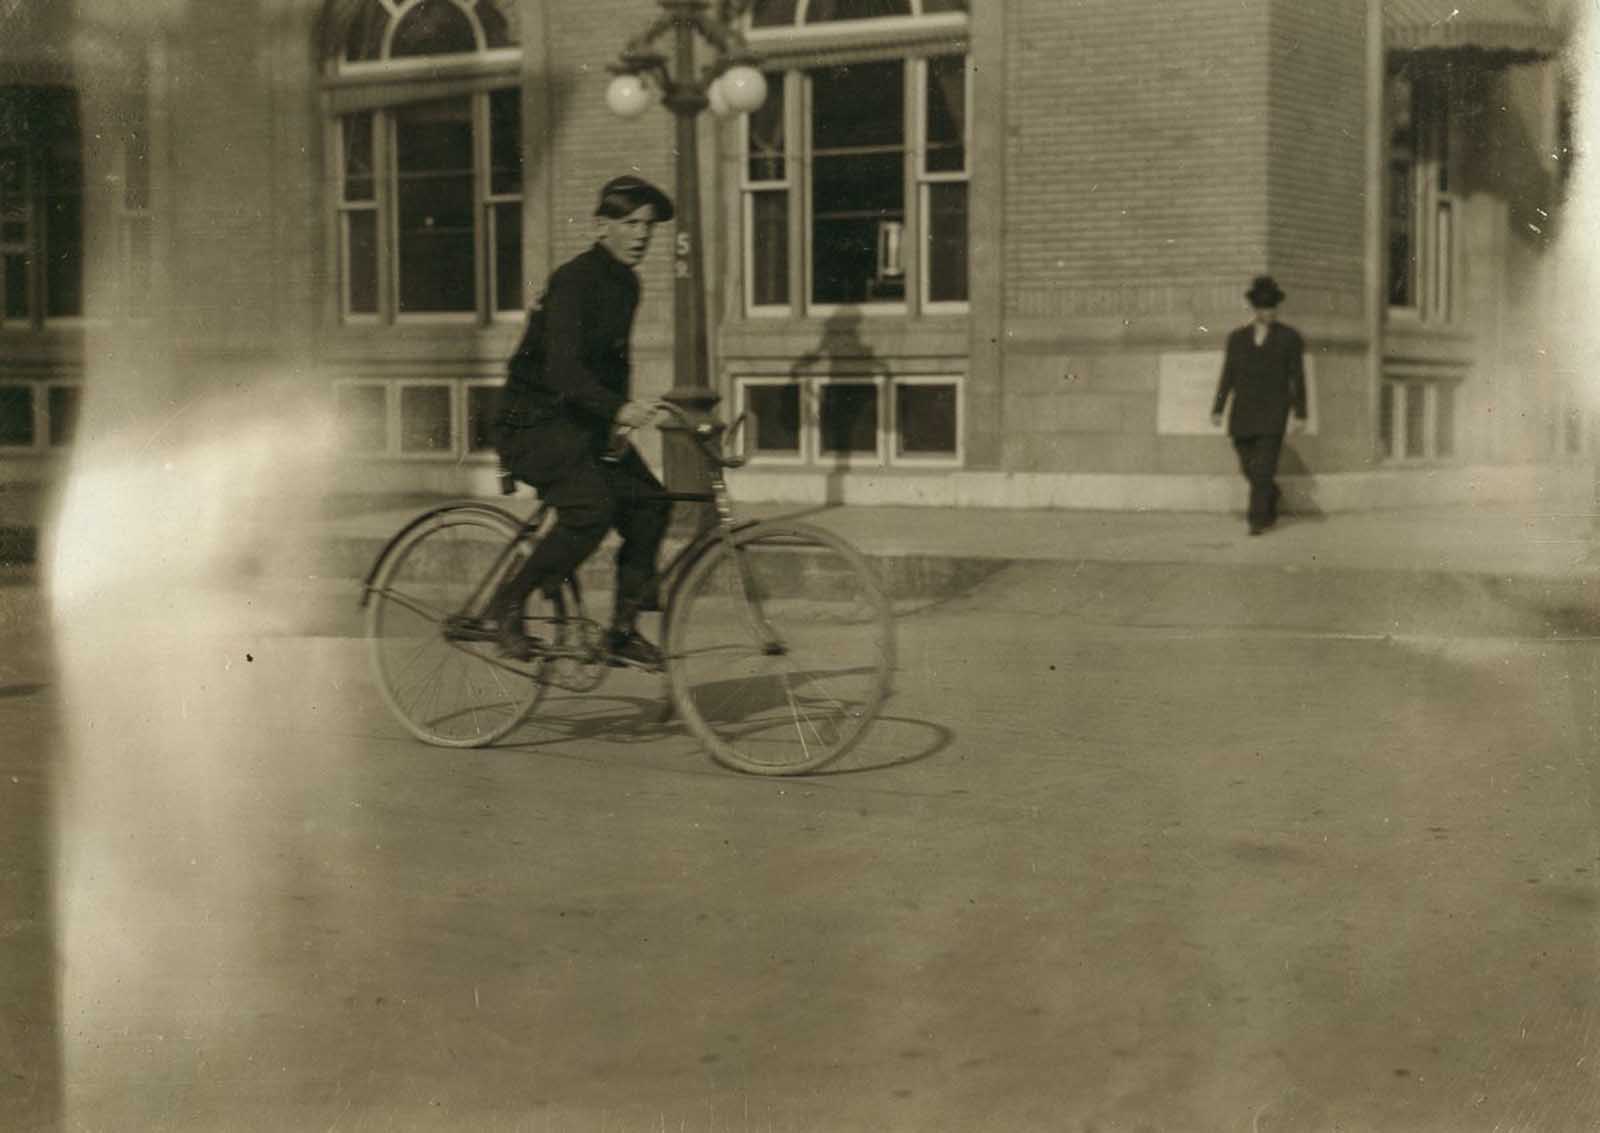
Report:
366,505,550,748
664,521,895,775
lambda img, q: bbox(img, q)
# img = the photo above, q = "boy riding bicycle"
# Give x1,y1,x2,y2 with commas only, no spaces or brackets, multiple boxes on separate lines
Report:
489,175,674,668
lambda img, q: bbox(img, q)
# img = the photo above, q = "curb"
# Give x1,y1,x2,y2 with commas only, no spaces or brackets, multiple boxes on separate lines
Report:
295,531,1600,639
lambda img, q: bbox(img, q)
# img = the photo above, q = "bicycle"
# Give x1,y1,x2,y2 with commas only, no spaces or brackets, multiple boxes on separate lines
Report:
359,403,895,776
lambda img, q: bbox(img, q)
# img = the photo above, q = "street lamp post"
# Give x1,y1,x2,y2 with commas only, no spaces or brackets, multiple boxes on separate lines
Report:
606,0,766,520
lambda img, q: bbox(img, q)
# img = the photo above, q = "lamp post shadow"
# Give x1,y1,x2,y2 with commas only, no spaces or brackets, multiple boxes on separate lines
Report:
789,306,890,508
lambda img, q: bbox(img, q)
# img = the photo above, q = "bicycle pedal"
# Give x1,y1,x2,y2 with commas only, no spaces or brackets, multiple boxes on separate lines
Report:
604,653,664,673
443,616,497,643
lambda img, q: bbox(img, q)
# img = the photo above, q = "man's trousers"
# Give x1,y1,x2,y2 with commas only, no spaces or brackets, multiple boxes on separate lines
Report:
495,444,670,627
1231,432,1284,532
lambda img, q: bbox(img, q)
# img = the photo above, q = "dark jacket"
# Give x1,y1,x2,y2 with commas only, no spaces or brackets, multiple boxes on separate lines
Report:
496,243,640,460
1212,321,1308,437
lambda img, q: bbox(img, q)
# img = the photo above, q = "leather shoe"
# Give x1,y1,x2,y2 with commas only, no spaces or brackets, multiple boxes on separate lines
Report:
495,608,542,661
605,629,663,670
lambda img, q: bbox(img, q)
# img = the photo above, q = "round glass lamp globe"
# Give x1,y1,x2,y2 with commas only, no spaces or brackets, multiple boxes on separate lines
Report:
605,74,654,118
718,65,767,114
707,76,733,117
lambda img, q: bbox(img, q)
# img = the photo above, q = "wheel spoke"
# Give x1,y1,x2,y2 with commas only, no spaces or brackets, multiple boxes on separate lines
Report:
366,508,551,748
667,523,893,775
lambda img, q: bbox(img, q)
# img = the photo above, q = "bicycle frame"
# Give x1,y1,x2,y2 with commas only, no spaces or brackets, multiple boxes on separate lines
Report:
359,408,779,651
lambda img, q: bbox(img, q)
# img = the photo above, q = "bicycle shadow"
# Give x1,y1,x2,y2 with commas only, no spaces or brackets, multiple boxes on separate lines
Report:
495,682,952,775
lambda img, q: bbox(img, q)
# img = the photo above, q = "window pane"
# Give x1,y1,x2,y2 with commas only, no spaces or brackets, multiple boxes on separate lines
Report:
476,0,516,47
343,113,375,201
925,56,965,172
43,92,82,319
3,254,25,320
811,61,904,305
896,383,956,455
467,385,498,452
748,79,785,182
395,97,475,313
344,209,379,315
0,147,25,235
344,0,389,62
45,190,81,318
751,0,798,25
807,0,912,20
1387,70,1416,309
47,385,79,446
1435,382,1455,458
401,385,452,452
1403,383,1426,458
1388,162,1414,307
494,201,522,313
819,384,878,454
926,181,967,302
750,190,788,307
0,386,33,446
337,384,387,452
922,0,968,10
489,88,521,196
391,0,478,57
746,384,801,453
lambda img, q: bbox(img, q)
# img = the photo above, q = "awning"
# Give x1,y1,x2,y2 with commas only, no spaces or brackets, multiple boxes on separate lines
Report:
1385,0,1564,57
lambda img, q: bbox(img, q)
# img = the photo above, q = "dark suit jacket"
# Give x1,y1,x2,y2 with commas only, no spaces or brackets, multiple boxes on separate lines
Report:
496,244,640,471
1212,322,1308,437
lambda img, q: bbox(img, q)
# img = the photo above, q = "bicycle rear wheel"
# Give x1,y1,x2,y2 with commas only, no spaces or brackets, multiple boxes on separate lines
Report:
665,521,895,775
366,506,549,748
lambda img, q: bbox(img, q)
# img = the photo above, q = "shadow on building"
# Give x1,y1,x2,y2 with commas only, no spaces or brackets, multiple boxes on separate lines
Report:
789,306,890,508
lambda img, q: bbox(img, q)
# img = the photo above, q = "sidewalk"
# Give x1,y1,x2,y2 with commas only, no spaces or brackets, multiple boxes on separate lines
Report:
250,493,1598,638
297,492,1600,577
10,491,1600,637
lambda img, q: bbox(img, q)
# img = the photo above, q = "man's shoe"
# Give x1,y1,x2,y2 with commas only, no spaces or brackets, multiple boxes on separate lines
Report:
605,629,663,670
1248,524,1265,536
495,611,542,661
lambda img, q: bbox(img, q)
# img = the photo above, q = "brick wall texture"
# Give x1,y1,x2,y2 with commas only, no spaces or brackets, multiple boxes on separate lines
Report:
1005,0,1270,318
1005,0,1368,321
1266,0,1367,316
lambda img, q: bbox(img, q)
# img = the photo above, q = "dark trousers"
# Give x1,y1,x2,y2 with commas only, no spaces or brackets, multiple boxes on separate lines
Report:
496,446,670,628
1231,432,1284,530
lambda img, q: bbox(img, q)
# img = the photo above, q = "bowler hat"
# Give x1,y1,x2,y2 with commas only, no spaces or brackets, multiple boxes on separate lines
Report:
1246,275,1285,308
596,175,675,221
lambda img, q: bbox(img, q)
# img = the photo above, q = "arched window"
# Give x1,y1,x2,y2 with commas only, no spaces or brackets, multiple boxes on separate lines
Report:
750,0,965,27
322,0,522,324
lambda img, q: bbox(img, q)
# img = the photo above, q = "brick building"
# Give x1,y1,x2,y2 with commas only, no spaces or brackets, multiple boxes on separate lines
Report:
0,0,1580,511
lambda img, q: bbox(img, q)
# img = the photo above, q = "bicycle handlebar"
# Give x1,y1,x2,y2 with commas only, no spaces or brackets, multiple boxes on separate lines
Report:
627,402,750,471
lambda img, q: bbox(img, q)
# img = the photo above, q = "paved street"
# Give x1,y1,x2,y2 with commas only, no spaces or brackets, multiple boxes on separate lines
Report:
3,559,1599,1131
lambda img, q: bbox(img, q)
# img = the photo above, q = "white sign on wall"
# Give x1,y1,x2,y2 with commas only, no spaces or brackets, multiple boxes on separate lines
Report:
1156,350,1318,436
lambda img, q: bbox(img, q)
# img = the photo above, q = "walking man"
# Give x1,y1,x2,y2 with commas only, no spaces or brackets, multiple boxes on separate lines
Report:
489,175,674,667
1211,275,1307,535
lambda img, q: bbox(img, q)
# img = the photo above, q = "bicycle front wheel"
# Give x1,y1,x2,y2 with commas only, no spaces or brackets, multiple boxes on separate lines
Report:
665,522,895,775
366,506,548,748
